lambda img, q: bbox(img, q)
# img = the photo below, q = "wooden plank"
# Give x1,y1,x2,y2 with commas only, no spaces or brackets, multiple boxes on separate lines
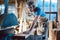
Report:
49,21,57,40
58,9,60,28
49,21,53,40
0,0,27,4
58,0,60,28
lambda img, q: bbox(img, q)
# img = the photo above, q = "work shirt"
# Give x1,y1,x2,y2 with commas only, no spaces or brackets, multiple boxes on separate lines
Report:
1,13,18,27
34,7,46,17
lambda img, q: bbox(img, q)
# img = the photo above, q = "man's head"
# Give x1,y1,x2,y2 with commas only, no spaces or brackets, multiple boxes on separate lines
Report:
27,1,35,12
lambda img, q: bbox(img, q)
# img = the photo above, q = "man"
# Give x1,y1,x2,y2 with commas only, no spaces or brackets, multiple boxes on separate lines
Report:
27,1,47,28
27,1,47,22
27,1,48,40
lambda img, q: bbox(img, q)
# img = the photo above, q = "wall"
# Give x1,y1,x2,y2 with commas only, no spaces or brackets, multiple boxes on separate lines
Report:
58,0,60,28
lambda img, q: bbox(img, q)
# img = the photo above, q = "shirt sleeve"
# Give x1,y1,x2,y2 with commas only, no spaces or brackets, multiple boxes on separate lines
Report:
37,9,46,17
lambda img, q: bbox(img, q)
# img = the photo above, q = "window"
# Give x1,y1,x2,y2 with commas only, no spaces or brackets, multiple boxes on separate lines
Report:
0,4,17,17
51,14,56,20
51,0,57,12
37,0,57,21
46,14,50,20
37,0,43,9
44,0,50,12
8,5,15,13
0,4,5,14
8,4,17,17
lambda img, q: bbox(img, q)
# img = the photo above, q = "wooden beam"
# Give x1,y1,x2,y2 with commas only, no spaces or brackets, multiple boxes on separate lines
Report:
49,21,57,40
49,21,53,40
0,0,27,4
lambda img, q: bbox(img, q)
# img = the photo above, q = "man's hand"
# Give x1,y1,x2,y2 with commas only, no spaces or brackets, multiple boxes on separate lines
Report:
39,17,48,22
34,16,38,20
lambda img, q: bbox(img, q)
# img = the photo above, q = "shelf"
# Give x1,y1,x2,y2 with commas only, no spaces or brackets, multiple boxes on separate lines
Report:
53,28,60,31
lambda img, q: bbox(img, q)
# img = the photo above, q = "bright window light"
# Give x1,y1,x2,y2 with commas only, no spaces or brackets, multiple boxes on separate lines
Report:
45,0,50,2
52,0,57,3
45,0,57,3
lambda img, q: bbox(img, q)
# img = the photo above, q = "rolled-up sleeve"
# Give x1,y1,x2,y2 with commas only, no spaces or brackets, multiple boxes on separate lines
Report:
34,8,46,17
38,9,46,17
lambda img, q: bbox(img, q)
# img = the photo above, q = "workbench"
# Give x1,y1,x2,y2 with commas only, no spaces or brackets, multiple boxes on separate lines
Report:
12,33,31,40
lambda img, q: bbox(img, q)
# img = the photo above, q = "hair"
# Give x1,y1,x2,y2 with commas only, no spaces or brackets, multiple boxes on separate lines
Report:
27,1,35,8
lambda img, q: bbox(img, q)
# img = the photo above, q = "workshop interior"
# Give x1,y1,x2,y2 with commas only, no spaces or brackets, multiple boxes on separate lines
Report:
0,0,60,40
